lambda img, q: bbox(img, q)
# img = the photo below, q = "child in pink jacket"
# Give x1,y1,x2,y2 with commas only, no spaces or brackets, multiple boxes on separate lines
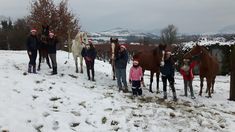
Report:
129,60,143,96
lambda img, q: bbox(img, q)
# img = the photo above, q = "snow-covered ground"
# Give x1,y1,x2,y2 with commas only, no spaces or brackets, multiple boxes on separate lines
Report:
0,50,235,132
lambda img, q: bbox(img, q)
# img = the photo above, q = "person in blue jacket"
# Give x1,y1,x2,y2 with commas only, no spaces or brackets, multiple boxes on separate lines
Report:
160,51,177,101
81,40,97,81
115,45,129,92
47,31,58,75
26,29,39,73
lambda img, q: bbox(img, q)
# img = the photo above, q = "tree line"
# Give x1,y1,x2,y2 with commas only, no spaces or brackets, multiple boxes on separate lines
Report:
0,0,79,50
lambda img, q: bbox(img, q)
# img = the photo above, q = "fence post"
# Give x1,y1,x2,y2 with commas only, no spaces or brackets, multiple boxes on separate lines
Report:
230,45,235,101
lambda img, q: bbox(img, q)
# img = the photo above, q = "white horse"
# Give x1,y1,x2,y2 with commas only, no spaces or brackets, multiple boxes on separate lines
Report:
72,32,88,73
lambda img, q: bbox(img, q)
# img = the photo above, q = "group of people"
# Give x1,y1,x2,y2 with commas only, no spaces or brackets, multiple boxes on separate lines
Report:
26,28,58,75
26,29,198,101
112,39,198,101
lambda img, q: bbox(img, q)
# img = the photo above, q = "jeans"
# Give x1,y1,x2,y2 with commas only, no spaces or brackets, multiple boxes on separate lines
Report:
184,80,194,97
162,75,176,93
49,54,57,68
28,50,37,65
115,68,127,89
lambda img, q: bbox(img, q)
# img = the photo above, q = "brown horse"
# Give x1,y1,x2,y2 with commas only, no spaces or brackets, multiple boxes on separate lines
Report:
37,25,51,71
110,37,120,80
183,44,219,97
133,44,166,93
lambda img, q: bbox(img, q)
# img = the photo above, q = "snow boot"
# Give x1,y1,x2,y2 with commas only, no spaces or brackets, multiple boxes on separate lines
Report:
28,64,32,73
163,91,167,99
33,65,37,74
123,86,129,93
173,92,177,101
52,67,57,75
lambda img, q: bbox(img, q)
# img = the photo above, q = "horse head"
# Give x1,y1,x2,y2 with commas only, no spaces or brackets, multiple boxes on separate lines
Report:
75,32,88,46
183,44,203,59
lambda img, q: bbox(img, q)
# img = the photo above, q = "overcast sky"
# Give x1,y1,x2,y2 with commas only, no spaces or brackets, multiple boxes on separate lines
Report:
0,0,235,33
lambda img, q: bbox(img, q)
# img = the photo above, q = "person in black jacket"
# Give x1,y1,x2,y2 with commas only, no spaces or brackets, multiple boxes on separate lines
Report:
81,40,97,81
160,51,177,101
115,45,129,92
26,29,39,73
48,32,58,75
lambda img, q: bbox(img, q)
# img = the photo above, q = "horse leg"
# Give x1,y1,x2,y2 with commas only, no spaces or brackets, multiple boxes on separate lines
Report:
112,60,116,80
80,56,83,73
206,78,212,98
142,70,145,87
212,76,216,93
46,55,52,69
149,71,154,93
75,57,78,73
37,54,41,71
156,73,160,94
199,77,203,96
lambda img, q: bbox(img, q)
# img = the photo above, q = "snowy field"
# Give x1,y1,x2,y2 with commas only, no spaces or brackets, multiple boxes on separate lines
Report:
0,50,235,132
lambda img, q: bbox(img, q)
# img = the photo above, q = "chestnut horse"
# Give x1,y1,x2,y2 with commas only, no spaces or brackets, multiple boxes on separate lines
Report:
133,44,166,93
183,44,219,97
110,38,120,80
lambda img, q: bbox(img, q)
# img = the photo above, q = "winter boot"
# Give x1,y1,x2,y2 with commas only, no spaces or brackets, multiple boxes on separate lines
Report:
91,68,95,81
87,68,91,80
33,65,37,74
28,64,32,73
52,67,57,75
123,86,129,93
173,92,177,101
163,91,167,99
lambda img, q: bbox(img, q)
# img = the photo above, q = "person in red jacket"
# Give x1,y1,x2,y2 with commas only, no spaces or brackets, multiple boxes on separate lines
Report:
180,59,197,99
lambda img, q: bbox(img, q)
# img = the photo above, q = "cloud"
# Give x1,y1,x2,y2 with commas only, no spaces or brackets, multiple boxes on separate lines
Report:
0,0,235,33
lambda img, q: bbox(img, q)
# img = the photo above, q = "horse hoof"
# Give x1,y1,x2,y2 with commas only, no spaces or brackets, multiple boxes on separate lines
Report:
205,96,212,98
149,90,153,93
156,91,160,94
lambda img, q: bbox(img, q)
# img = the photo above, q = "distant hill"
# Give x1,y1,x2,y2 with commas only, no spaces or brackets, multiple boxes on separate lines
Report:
219,25,235,34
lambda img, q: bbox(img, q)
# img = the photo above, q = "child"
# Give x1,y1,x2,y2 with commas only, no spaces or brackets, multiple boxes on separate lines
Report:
180,59,197,99
129,60,143,96
81,40,97,81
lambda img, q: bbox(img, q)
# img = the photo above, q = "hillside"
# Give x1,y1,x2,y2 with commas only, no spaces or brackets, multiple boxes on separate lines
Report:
0,50,234,132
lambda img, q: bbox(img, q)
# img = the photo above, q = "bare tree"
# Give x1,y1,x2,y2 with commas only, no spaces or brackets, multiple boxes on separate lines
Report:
27,0,80,44
160,24,178,45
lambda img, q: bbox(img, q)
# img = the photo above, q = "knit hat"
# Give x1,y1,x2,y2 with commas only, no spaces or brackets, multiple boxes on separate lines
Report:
120,45,126,49
49,32,54,36
88,38,92,44
31,29,37,32
133,60,139,65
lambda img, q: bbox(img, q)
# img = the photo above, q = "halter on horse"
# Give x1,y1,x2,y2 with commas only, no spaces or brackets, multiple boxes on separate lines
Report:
72,31,88,73
183,44,219,97
37,24,51,71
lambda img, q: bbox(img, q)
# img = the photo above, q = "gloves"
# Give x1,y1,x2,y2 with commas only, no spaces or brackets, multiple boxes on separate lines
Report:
28,51,32,55
160,61,164,67
129,79,132,84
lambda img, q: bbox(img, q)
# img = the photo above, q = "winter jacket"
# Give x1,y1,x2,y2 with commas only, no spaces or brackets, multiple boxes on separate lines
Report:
81,47,97,63
129,66,143,81
115,50,128,69
47,37,58,54
160,57,175,77
26,35,39,51
180,61,197,81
